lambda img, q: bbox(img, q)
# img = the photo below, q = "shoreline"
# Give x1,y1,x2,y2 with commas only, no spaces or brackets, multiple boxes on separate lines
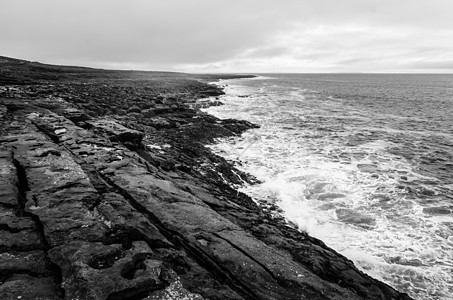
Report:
0,56,412,299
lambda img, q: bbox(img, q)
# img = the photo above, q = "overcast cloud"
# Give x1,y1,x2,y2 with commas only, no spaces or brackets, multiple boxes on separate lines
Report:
1,0,453,73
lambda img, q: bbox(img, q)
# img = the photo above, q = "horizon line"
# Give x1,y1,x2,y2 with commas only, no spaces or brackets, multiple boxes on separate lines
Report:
2,54,453,75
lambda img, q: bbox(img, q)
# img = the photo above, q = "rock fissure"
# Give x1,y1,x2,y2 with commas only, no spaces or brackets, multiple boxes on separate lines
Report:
212,232,282,284
98,172,261,300
11,158,30,212
0,225,27,234
8,154,65,298
33,122,61,143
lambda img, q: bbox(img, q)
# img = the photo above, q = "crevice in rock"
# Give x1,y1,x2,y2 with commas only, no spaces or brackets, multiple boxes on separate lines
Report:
18,217,63,294
102,227,140,249
59,146,170,249
36,149,61,157
134,148,169,175
70,154,114,196
12,158,30,212
99,172,261,300
212,232,283,285
156,250,191,275
88,248,127,270
11,155,65,299
0,202,16,210
120,256,147,280
0,224,28,233
32,122,60,143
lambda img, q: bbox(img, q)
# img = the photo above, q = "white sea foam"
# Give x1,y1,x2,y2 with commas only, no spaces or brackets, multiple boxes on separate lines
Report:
204,76,453,300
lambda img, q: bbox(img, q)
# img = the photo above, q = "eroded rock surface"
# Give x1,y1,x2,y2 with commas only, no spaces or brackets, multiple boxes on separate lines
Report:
0,56,412,300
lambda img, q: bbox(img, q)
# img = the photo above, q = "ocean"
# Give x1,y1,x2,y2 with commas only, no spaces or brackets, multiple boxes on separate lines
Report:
204,74,453,300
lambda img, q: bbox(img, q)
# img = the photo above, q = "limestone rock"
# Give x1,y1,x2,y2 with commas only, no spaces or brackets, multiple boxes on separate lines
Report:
0,250,53,278
87,119,144,150
48,241,167,300
62,107,88,123
0,274,62,300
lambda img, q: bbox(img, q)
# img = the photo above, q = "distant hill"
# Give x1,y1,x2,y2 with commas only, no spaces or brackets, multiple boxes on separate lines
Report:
0,55,255,85
0,55,190,85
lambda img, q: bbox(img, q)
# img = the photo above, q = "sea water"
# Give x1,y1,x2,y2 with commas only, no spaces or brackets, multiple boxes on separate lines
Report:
203,74,453,300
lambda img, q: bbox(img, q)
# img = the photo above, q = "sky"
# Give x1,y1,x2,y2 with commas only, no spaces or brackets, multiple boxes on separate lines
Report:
1,0,453,73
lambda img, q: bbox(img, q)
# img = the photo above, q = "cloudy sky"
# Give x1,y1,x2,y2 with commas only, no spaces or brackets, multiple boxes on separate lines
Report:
1,0,453,73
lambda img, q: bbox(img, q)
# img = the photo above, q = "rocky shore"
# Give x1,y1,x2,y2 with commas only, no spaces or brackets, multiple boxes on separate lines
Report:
0,56,412,300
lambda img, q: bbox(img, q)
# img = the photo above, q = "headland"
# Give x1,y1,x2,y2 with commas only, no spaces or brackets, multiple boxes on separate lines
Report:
0,56,412,299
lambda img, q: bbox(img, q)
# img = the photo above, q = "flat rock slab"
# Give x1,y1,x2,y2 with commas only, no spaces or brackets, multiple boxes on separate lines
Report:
48,241,167,300
62,107,88,123
0,151,19,207
0,250,53,278
0,229,43,252
95,140,362,299
3,128,109,247
87,119,144,149
97,192,172,249
0,274,62,300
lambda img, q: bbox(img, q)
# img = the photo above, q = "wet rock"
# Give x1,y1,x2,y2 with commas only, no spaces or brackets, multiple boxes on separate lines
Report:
100,154,367,299
388,256,425,267
198,88,224,97
219,118,260,134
